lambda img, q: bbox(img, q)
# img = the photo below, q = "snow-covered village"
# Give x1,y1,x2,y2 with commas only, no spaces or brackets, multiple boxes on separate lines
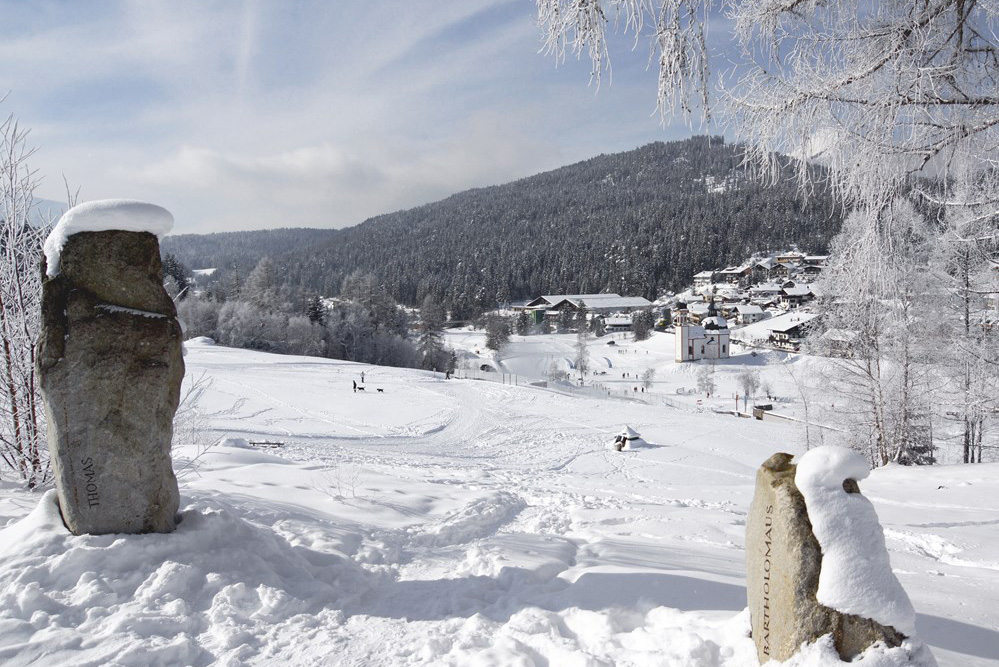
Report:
2,3,999,667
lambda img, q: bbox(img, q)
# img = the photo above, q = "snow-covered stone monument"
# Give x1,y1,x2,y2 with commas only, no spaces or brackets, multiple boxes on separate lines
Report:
746,447,934,663
36,200,183,535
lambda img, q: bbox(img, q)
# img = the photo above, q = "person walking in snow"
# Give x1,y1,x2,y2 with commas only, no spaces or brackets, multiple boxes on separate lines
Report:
360,371,365,383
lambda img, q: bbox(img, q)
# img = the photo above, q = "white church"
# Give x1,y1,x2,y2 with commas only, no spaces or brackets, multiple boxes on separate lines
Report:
674,302,731,363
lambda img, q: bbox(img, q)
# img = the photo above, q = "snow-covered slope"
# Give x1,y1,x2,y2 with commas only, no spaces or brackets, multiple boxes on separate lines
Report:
1,338,997,666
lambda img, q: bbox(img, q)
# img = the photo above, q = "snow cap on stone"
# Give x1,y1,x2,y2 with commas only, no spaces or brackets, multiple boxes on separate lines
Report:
795,446,917,636
622,426,640,439
44,200,174,277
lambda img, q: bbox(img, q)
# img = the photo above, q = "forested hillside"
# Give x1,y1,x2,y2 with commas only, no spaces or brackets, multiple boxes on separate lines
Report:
164,137,842,317
162,227,341,277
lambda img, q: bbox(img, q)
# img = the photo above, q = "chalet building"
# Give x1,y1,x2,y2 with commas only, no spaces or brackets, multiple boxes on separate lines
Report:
686,301,712,323
735,304,766,325
817,328,857,357
801,264,824,278
603,316,633,333
693,270,717,289
750,258,777,283
766,313,819,351
717,265,752,285
780,285,816,309
771,263,799,280
776,251,807,265
803,255,829,266
518,293,653,324
748,282,785,304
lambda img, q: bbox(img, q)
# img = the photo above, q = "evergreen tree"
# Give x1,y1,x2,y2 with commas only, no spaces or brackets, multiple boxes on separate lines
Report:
244,256,278,311
632,309,654,341
591,316,606,337
515,310,532,336
306,295,327,326
161,253,192,300
418,295,446,370
557,308,575,333
485,315,511,353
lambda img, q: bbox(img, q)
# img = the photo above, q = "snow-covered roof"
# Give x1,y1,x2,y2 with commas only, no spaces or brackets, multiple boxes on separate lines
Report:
684,325,706,339
538,294,652,310
687,302,711,315
735,304,764,315
766,312,819,333
702,316,729,329
44,200,174,277
749,283,783,294
604,316,631,326
693,270,716,279
718,265,750,275
782,286,813,297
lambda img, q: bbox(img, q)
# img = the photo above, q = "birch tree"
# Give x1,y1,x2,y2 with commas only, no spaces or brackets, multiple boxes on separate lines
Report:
574,327,591,380
810,201,935,466
927,174,999,462
0,111,47,488
539,0,999,213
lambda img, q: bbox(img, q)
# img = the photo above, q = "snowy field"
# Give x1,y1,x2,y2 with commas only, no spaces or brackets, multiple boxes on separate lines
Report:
1,333,998,666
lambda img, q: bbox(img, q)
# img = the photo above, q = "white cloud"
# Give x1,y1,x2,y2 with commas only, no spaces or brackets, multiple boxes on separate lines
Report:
9,1,677,234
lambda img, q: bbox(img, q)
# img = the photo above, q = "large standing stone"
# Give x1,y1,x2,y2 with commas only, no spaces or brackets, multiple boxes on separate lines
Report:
37,224,183,535
745,452,904,662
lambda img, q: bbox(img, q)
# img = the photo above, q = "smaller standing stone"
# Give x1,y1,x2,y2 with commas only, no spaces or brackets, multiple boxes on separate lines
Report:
37,201,183,535
745,452,905,662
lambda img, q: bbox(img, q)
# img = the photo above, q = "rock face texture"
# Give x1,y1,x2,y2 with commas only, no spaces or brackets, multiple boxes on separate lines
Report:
745,452,904,662
37,230,183,534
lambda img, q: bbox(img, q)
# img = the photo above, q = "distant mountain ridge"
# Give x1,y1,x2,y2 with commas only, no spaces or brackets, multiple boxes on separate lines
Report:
163,137,842,317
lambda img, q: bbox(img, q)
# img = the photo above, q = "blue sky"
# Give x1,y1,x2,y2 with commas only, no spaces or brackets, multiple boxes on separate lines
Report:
3,1,721,234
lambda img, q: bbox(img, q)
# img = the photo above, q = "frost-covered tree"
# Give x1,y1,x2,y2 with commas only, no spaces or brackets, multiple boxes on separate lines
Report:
243,256,279,312
574,328,590,380
696,362,716,396
926,179,999,463
485,314,511,353
642,367,656,390
539,0,999,213
176,295,221,340
810,202,936,466
0,110,47,488
738,369,760,402
341,271,407,336
418,295,447,370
